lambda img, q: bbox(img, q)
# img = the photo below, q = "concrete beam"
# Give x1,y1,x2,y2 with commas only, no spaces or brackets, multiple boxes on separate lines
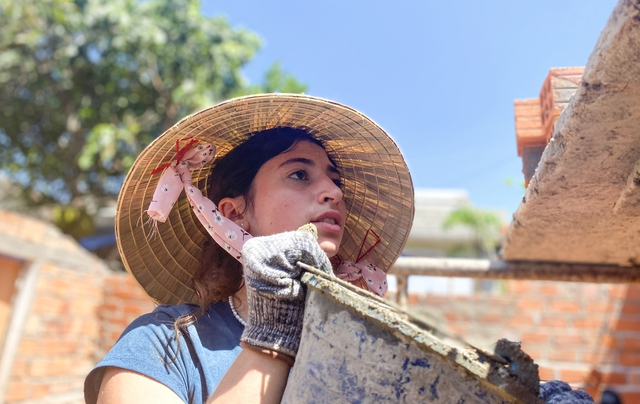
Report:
503,0,640,265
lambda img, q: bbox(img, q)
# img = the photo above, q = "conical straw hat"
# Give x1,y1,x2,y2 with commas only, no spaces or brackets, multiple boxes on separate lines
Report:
116,93,414,305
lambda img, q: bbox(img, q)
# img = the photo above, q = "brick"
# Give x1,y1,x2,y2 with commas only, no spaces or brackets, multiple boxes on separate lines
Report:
583,369,602,391
31,295,65,316
622,338,640,350
521,332,548,345
540,284,559,296
629,373,640,385
10,359,28,377
508,315,535,327
5,381,29,402
42,318,73,334
69,301,96,315
538,366,556,381
614,320,640,332
580,284,601,299
600,335,618,349
558,368,589,383
515,99,543,157
583,386,599,401
22,315,41,334
424,296,448,305
582,352,600,363
620,392,640,403
46,278,70,294
29,358,71,377
585,302,612,313
555,334,584,346
17,338,41,356
620,303,640,315
480,314,502,323
573,318,602,329
540,316,566,327
124,303,149,315
110,330,123,342
31,384,51,399
516,119,542,131
444,312,469,322
79,319,100,335
407,294,419,305
103,301,119,311
113,289,135,299
609,285,628,299
49,380,72,394
548,350,577,362
596,352,619,365
600,372,627,385
538,68,584,141
507,281,531,294
517,299,544,310
620,353,640,366
550,301,581,313
109,317,130,328
625,285,640,300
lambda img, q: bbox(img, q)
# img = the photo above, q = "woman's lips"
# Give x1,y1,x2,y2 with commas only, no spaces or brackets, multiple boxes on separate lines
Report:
312,220,342,233
311,213,342,233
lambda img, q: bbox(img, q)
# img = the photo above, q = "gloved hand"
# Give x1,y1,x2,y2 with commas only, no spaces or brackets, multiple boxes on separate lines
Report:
539,380,595,403
240,225,333,359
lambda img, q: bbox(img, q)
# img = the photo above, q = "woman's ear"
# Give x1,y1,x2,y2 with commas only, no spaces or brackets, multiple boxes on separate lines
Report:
218,196,248,230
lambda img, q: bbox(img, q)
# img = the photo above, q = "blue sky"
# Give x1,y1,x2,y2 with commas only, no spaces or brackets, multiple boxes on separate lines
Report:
203,1,618,216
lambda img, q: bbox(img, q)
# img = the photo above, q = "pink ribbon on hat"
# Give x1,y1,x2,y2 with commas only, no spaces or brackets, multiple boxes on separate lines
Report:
334,229,388,297
147,138,252,262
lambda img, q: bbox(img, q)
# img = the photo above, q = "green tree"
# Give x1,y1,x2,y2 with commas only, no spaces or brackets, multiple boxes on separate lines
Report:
443,206,505,293
0,0,305,236
443,206,503,260
236,61,308,96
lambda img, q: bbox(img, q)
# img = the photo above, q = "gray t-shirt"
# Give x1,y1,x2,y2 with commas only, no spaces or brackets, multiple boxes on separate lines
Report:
84,302,244,404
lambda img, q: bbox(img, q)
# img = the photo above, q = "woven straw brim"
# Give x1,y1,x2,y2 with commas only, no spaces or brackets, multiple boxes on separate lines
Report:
116,93,414,305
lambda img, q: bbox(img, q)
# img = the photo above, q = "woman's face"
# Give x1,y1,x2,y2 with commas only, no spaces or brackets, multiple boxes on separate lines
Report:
243,140,347,257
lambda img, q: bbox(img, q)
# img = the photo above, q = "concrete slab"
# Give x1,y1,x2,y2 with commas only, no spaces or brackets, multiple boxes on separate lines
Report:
503,0,640,265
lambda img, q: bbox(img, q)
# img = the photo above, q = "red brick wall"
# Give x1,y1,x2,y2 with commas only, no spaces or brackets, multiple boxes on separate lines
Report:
98,273,156,354
407,280,640,403
4,264,155,403
7,260,639,403
6,262,104,403
0,210,153,403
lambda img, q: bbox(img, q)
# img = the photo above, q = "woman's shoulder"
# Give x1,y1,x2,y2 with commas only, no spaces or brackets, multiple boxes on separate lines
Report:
85,301,243,404
114,300,244,353
128,301,234,329
137,303,200,325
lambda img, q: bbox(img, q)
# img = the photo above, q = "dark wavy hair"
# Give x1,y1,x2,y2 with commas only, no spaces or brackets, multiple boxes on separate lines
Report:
192,126,326,310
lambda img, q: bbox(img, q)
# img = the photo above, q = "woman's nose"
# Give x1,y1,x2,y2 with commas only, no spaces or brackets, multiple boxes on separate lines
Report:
318,176,344,204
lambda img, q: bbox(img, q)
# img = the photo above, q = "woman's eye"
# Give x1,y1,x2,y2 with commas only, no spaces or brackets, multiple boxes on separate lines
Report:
289,170,307,180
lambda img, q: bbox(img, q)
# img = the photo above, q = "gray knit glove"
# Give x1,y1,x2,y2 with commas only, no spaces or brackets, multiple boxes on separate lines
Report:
240,226,332,358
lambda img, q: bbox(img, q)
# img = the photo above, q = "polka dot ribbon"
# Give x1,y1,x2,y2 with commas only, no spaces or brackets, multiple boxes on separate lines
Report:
334,229,388,297
147,138,251,262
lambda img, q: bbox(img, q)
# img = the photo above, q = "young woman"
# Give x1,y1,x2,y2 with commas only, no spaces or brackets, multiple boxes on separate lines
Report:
84,94,415,403
84,94,594,404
